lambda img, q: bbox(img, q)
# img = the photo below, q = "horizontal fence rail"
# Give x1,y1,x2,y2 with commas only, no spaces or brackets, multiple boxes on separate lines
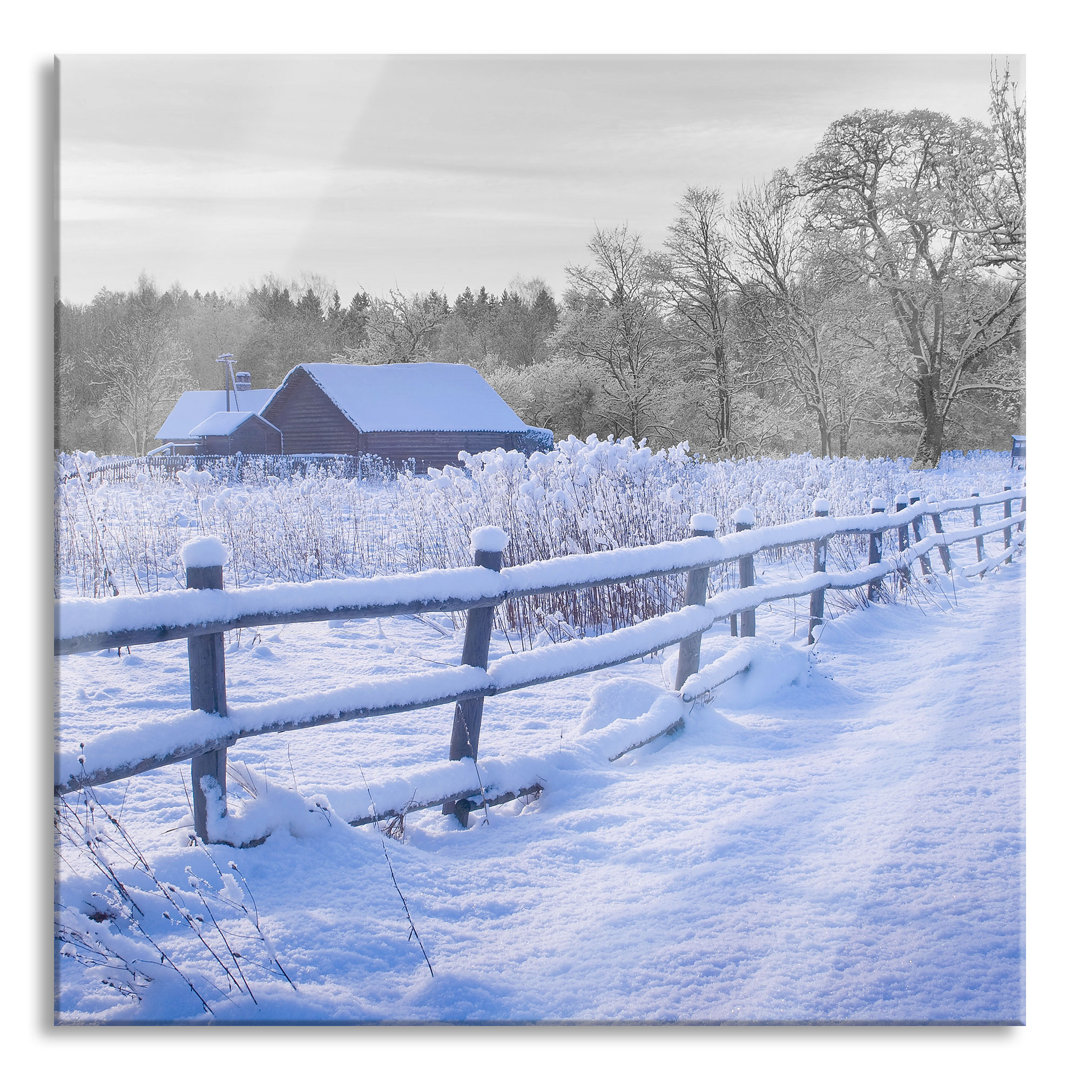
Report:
54,485,1026,841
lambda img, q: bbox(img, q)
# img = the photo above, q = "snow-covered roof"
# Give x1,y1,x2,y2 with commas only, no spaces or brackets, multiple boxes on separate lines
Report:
274,363,531,433
189,411,266,437
156,389,276,440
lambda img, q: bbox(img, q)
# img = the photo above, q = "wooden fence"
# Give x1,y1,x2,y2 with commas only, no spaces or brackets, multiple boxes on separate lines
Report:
56,451,400,486
54,485,1026,842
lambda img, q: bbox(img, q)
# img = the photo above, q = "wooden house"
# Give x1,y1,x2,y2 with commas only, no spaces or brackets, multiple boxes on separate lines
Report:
259,363,553,468
188,411,283,455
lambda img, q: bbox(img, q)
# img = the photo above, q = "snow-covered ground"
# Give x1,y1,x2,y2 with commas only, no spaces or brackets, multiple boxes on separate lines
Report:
54,555,1026,1025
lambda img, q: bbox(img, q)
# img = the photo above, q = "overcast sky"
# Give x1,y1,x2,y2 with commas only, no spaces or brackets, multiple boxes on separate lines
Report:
57,53,1022,306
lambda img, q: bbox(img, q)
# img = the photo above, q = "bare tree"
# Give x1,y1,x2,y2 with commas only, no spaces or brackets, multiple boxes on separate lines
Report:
656,187,739,454
978,59,1026,273
798,103,1024,466
559,225,675,442
84,277,192,456
338,289,448,365
728,173,887,457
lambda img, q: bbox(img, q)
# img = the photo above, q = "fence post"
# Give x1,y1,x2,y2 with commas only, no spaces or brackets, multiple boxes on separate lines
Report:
808,498,829,644
444,526,507,827
867,497,886,602
182,538,231,843
675,514,717,691
1003,484,1013,564
908,492,933,577
895,496,911,588
929,505,951,574
734,507,756,638
970,489,985,572
728,509,744,636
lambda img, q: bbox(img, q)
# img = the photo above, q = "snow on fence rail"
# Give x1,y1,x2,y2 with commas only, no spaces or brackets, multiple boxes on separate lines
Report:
54,485,1026,842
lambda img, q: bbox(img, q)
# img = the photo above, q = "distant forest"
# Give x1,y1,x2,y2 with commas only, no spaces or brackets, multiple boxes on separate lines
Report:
55,68,1024,467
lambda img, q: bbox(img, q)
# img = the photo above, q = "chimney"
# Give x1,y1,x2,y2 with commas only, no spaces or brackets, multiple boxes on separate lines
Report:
234,371,252,392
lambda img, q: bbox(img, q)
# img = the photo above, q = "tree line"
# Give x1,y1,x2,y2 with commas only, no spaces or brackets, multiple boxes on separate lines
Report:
55,66,1024,466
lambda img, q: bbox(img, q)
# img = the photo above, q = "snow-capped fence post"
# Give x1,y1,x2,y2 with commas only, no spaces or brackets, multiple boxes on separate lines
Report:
867,498,886,602
895,496,911,587
444,526,508,827
970,490,985,572
674,514,717,691
908,493,933,577
735,507,756,638
182,537,231,843
808,499,829,643
929,507,951,574
1002,484,1013,564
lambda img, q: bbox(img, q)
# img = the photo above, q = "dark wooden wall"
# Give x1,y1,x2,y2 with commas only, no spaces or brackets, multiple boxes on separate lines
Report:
261,370,360,455
199,417,282,455
361,430,520,469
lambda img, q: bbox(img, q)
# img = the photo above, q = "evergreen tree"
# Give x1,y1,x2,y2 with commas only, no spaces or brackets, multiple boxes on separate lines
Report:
341,291,371,349
296,286,324,325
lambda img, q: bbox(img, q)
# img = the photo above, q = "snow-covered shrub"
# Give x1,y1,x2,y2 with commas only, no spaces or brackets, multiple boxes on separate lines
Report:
53,441,1019,643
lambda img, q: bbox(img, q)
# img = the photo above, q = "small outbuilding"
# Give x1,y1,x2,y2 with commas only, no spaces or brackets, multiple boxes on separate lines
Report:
1011,435,1026,470
155,388,277,451
260,362,553,468
188,411,283,455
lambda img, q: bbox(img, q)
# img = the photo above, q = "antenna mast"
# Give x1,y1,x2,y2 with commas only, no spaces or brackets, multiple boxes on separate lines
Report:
215,353,238,411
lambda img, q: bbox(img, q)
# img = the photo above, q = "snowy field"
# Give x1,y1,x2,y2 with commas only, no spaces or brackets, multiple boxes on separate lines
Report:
55,565,1025,1025
52,448,1029,1028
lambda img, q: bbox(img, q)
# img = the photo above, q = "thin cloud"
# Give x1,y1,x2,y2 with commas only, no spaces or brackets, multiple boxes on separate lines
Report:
57,53,1020,304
